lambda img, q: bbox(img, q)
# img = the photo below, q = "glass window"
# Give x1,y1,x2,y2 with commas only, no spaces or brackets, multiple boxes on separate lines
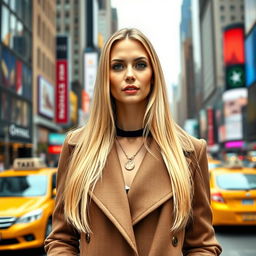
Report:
220,15,225,22
13,21,24,56
1,6,10,46
220,5,225,11
1,47,16,90
38,15,41,38
22,65,32,100
216,174,256,190
24,0,31,28
0,175,48,197
9,13,16,49
10,98,29,126
230,5,235,11
231,15,236,21
1,92,9,121
37,48,41,68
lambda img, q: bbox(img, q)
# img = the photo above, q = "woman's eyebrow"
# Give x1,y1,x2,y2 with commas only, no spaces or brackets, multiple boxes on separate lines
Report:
111,56,148,62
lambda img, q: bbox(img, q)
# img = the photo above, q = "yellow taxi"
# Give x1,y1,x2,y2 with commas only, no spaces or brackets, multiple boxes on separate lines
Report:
0,158,57,250
209,159,256,226
208,158,222,171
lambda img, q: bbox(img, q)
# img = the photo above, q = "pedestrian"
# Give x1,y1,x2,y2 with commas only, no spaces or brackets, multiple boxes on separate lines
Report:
45,28,222,256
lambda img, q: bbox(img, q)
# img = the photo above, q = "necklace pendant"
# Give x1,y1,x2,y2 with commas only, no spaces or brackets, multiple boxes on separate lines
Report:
125,159,135,171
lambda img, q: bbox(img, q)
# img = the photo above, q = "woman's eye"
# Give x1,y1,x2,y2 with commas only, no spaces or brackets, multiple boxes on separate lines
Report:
135,62,147,70
111,63,124,71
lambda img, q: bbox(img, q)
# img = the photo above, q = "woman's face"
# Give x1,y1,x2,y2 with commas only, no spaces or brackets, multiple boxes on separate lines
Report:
109,39,153,106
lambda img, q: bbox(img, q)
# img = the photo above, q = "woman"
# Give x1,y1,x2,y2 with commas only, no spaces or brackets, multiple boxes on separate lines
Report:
45,28,222,255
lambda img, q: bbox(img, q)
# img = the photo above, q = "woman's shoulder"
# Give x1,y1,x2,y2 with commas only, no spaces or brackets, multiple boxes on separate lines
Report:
65,126,85,146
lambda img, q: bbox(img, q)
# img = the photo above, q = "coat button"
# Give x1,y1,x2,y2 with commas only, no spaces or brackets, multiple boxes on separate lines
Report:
85,233,90,243
172,236,178,247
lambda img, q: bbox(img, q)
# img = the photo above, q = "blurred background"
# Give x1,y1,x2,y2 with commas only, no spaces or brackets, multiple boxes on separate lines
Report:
0,0,256,255
1,0,256,170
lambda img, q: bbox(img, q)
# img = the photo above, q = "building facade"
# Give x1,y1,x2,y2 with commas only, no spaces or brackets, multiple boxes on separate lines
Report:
0,0,33,168
33,0,59,163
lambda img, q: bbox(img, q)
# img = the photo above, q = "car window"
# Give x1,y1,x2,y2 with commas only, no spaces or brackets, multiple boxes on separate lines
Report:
0,175,47,197
216,173,256,190
208,163,222,170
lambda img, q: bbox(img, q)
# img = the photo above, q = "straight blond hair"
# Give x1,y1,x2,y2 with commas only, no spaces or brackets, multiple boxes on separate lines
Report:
63,28,193,233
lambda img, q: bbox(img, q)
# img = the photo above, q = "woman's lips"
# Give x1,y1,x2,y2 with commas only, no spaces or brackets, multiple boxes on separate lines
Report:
122,85,139,94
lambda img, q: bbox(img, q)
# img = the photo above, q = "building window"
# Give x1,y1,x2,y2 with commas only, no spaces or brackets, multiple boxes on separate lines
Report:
65,11,69,18
1,6,10,46
230,5,235,11
38,15,41,38
220,5,225,11
10,13,16,49
231,15,236,21
220,15,225,22
37,48,41,69
65,25,70,32
241,15,244,20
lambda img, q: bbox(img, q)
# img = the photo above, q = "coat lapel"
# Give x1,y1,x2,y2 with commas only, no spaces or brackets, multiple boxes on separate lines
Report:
89,145,138,255
128,139,173,225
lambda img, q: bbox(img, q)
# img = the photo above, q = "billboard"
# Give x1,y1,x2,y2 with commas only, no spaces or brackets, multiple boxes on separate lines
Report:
38,76,54,119
223,88,248,141
245,24,256,87
56,35,69,124
223,25,246,90
56,60,68,123
84,51,98,99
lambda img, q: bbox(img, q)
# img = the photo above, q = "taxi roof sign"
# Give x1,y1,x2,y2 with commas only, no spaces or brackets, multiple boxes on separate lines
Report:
13,158,46,170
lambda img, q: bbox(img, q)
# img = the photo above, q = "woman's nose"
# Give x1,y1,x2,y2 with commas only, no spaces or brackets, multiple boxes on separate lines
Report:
125,66,135,83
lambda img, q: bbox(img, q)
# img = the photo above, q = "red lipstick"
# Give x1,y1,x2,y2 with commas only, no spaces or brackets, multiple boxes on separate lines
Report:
122,85,139,95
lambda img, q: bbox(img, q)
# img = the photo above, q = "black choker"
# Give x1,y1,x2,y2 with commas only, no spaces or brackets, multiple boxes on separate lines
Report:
116,126,144,137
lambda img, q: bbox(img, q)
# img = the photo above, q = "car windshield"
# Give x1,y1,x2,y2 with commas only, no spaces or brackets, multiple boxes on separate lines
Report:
208,163,222,170
0,175,47,197
216,173,256,190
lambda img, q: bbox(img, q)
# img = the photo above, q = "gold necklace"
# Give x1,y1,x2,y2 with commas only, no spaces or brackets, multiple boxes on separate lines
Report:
116,139,144,171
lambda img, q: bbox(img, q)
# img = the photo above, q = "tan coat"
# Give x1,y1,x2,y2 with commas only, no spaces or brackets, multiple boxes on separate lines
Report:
45,129,222,255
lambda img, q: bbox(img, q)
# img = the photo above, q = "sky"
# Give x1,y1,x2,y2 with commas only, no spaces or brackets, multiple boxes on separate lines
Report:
111,0,183,98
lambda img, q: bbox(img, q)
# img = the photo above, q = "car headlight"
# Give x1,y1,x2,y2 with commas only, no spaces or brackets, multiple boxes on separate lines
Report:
16,209,43,224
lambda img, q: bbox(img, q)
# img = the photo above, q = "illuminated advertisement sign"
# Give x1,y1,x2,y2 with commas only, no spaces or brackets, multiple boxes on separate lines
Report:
84,51,98,99
48,133,65,145
245,24,256,87
56,35,69,124
56,60,68,124
223,25,245,90
223,88,248,141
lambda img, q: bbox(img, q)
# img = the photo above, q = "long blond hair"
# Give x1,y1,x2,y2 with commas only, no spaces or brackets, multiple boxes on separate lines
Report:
64,28,193,233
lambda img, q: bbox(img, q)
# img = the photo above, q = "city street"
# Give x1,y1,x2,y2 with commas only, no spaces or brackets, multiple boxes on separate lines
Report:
215,226,256,256
0,226,255,256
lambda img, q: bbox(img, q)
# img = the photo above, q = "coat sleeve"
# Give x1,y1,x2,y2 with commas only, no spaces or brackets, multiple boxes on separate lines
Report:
183,139,222,256
44,134,80,255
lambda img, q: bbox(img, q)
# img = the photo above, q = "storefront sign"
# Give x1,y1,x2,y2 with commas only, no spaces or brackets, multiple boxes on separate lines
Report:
9,124,30,139
48,145,62,154
48,133,65,145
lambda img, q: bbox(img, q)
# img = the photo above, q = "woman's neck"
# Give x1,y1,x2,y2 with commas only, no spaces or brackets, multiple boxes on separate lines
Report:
115,102,146,131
